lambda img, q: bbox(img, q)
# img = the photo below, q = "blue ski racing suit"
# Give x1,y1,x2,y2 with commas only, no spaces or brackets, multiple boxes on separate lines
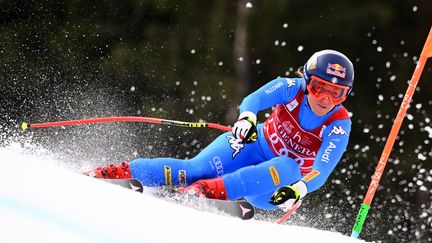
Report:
130,77,351,210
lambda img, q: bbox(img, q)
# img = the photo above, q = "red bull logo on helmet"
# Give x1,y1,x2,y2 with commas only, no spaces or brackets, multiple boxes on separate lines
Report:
326,63,346,78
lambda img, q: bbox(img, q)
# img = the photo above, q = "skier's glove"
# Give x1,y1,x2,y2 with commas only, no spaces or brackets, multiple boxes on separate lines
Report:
269,185,300,210
232,111,257,144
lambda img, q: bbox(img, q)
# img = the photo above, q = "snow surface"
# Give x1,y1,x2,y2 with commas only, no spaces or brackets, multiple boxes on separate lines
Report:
0,145,367,243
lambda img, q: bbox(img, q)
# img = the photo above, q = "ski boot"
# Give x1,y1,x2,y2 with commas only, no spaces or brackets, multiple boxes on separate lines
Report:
83,162,132,179
177,177,228,200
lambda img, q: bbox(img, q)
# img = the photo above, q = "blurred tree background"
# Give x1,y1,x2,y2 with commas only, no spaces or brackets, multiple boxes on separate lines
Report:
1,0,431,242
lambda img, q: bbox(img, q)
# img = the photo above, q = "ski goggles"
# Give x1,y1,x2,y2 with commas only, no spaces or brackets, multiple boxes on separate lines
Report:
307,76,350,104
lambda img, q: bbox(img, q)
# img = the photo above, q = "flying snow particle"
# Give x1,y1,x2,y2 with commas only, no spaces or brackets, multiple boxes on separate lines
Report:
297,46,304,52
283,23,288,28
416,180,424,186
424,126,432,138
386,62,391,68
130,86,136,91
413,6,418,12
417,153,427,161
245,2,253,8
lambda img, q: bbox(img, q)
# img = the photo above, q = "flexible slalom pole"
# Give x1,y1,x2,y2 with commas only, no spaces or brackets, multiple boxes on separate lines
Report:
276,200,302,224
21,116,231,132
351,26,432,239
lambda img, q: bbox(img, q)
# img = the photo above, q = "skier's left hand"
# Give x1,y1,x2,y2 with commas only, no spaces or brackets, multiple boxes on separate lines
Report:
269,185,300,210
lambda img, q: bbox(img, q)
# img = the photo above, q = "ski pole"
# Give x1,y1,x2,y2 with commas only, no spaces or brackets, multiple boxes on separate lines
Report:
351,26,432,239
276,200,302,224
21,116,231,132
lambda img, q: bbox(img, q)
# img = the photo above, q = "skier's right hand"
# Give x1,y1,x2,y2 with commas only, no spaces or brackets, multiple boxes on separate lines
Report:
232,111,257,143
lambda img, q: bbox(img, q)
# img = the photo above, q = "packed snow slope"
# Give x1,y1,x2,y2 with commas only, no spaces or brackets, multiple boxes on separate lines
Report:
0,145,366,243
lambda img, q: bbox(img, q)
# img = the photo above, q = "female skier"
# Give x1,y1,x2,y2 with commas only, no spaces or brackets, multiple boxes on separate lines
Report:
85,49,354,210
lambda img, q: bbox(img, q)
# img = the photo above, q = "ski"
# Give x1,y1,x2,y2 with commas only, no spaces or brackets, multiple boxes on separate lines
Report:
158,188,256,220
201,198,255,220
102,178,144,193
100,178,255,220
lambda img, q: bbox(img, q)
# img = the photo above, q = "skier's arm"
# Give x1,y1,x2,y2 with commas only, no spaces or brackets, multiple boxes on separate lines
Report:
297,119,352,197
270,119,351,207
239,77,304,115
232,77,304,141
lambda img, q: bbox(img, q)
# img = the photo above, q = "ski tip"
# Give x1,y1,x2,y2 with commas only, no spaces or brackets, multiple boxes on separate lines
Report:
21,122,29,131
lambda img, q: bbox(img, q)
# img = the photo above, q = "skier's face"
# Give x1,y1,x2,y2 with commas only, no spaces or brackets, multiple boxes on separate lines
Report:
307,76,350,104
306,76,349,116
307,91,337,116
